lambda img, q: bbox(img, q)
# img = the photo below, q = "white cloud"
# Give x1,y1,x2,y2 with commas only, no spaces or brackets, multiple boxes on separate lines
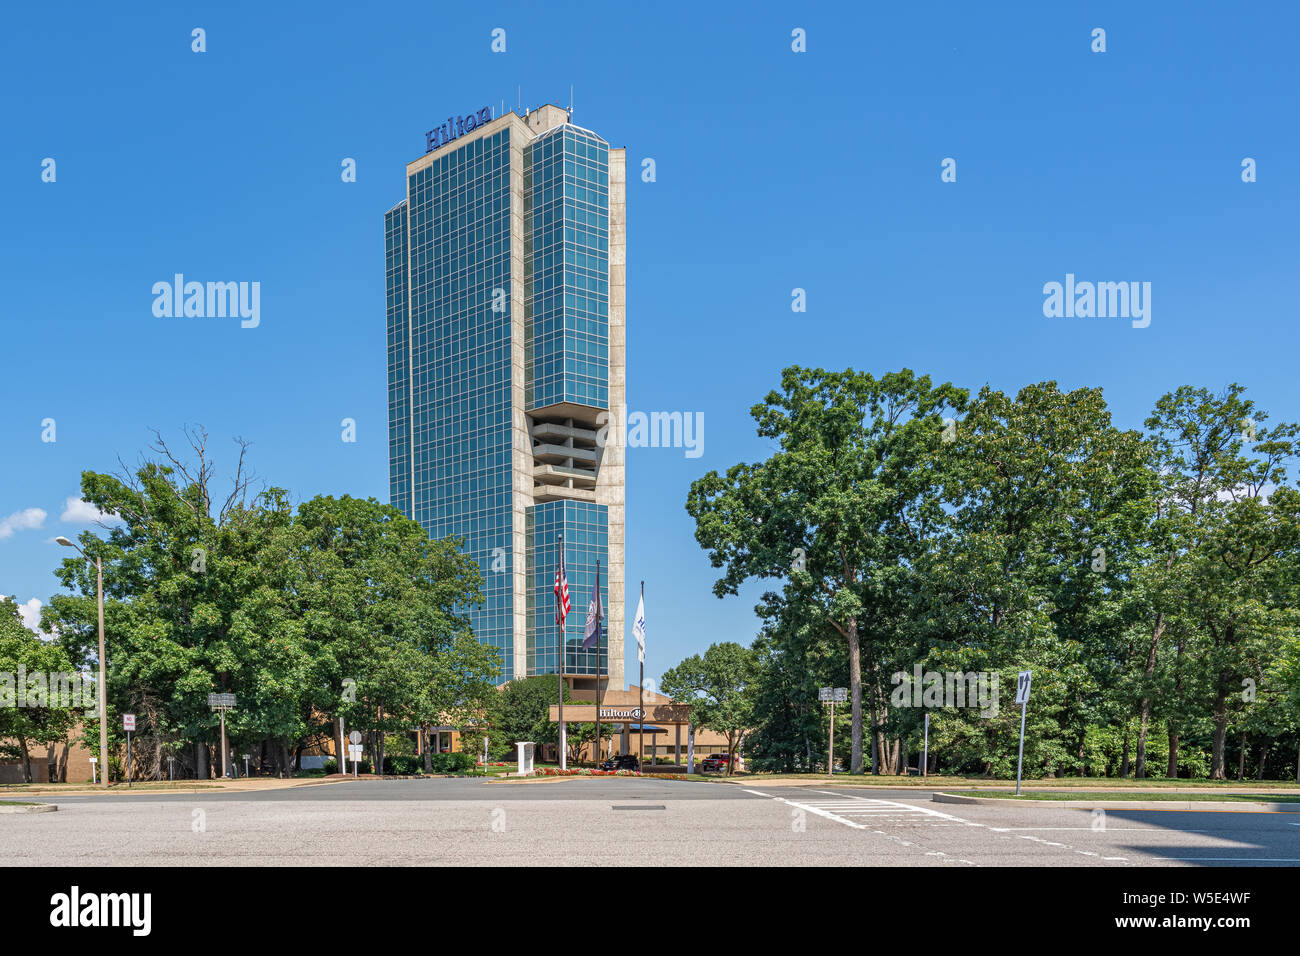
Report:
2,595,43,633
60,497,121,525
1216,483,1276,504
0,507,47,540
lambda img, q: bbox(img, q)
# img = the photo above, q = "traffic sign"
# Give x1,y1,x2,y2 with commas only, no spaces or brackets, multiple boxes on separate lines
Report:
122,714,136,732
349,730,362,745
347,745,362,760
1014,670,1032,794
1015,671,1032,705
819,687,847,703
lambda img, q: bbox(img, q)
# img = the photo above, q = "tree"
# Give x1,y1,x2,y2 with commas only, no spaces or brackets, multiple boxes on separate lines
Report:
687,367,966,773
43,428,487,779
1143,385,1299,778
0,598,80,782
416,632,502,772
920,381,1154,777
661,642,759,775
292,493,486,777
746,592,841,772
494,676,566,754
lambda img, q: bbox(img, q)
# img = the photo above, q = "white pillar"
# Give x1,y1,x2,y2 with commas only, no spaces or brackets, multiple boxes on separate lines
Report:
687,724,695,774
516,741,535,775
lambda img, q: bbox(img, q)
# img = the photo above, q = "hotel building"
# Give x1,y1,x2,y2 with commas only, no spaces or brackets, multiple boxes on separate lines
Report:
386,103,625,691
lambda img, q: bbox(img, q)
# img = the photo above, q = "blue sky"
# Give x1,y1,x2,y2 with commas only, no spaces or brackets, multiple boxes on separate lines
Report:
2,2,1297,688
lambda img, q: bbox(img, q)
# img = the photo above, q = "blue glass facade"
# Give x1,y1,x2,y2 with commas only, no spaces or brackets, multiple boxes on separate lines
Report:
526,500,608,677
389,110,621,688
385,202,411,517
401,129,515,679
524,127,610,411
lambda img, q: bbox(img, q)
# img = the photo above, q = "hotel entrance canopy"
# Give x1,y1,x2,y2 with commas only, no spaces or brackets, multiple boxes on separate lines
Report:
547,687,691,727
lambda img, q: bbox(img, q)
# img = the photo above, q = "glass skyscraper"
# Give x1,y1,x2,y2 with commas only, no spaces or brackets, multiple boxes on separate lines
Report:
386,104,625,690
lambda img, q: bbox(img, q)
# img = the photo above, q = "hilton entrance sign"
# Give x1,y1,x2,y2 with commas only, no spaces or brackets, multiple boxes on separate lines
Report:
547,703,690,724
548,686,697,771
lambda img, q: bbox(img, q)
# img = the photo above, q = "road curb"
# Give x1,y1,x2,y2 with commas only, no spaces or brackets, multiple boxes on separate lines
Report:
0,803,57,814
932,791,1300,811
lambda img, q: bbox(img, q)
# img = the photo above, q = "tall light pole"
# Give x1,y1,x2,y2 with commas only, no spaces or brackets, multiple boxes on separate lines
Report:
56,536,109,789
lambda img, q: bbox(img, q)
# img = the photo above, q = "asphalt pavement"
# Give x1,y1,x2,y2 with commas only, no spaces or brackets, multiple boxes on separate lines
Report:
3,778,1298,866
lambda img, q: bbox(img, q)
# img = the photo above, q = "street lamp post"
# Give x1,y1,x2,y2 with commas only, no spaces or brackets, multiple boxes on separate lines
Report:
56,536,109,789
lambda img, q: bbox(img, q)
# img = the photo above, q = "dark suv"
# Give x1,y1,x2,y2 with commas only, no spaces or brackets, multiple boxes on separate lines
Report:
601,754,640,772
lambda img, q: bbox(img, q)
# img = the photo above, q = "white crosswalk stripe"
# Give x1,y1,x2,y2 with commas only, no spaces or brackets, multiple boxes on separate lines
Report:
766,792,981,865
776,792,982,831
762,789,1133,867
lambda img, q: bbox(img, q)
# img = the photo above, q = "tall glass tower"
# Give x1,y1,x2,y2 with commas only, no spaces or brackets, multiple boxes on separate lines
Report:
386,104,625,690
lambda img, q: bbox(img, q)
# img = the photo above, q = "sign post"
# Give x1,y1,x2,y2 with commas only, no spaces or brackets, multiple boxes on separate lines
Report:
207,693,236,779
923,712,929,778
819,687,847,774
349,730,362,777
123,713,136,787
1015,671,1032,795
89,757,97,785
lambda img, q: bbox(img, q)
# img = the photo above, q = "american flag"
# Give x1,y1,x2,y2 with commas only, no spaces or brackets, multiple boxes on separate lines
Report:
553,544,571,632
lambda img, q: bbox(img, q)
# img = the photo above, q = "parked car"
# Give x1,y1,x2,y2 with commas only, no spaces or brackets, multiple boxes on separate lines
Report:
601,754,640,772
700,753,732,773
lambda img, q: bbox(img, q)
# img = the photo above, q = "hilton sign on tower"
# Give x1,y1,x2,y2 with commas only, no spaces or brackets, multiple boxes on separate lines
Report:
426,106,492,153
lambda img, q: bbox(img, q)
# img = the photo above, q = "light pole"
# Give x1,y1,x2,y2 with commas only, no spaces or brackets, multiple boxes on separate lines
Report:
55,535,109,789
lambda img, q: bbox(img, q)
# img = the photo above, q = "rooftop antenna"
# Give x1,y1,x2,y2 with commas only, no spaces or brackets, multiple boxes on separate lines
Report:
569,84,574,119
517,85,521,115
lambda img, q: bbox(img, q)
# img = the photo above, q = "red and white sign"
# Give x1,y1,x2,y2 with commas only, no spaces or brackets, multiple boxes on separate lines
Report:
122,714,136,732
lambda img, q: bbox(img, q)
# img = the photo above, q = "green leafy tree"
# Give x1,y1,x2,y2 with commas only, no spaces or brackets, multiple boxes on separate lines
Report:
494,675,566,753
661,642,759,776
0,598,80,782
921,381,1153,776
44,429,487,778
1143,385,1299,778
687,367,966,773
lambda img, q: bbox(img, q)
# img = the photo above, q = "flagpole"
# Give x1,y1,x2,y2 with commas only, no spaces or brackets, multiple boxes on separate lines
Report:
638,580,644,773
557,533,565,771
594,559,602,769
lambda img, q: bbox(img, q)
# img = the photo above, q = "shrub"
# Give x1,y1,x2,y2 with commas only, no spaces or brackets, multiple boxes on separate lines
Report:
427,751,477,774
384,733,417,758
383,755,423,775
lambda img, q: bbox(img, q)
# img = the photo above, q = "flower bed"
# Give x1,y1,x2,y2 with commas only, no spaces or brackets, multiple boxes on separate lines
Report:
532,768,687,780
